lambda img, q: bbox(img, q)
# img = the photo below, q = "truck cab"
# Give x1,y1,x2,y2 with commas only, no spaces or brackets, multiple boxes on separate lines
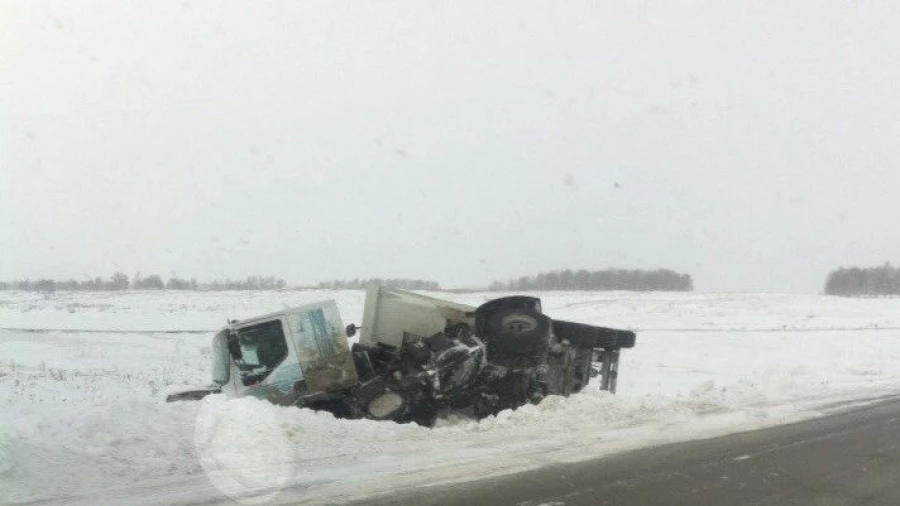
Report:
203,301,357,406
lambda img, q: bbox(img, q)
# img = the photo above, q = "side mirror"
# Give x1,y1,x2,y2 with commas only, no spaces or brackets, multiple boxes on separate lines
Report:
346,324,360,338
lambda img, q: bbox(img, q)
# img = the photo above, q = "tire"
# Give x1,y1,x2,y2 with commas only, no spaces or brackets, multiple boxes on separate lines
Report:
487,308,551,355
366,390,407,421
482,308,551,368
474,296,543,337
553,320,636,349
615,330,637,348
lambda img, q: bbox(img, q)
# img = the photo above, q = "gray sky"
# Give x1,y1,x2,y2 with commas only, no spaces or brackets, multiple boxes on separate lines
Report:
2,1,899,292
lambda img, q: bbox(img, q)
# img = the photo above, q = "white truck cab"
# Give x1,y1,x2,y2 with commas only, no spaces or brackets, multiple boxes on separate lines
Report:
211,300,358,405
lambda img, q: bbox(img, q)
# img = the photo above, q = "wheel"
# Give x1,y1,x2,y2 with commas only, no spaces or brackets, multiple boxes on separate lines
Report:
553,320,636,349
474,296,543,336
366,390,408,421
487,308,551,354
615,330,637,348
483,308,551,368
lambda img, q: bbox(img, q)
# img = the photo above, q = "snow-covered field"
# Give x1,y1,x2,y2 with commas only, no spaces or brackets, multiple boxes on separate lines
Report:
2,290,899,505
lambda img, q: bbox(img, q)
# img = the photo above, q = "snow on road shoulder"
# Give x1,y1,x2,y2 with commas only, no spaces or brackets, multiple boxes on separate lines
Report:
1,291,899,505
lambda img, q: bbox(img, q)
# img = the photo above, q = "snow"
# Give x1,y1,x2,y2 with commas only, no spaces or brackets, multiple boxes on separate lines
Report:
1,290,899,505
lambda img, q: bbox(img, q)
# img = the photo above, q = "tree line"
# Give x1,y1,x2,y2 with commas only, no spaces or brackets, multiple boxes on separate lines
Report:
316,278,440,290
0,273,286,292
824,263,900,296
8,265,900,295
488,268,693,292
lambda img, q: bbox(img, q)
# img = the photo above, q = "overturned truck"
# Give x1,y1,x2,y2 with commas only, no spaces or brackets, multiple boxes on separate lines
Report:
168,286,636,426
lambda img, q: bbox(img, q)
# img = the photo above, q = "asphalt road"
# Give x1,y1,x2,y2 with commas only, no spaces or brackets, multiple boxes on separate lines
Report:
352,396,900,506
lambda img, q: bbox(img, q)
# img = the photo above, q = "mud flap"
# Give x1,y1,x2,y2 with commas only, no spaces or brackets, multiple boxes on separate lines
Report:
597,349,620,394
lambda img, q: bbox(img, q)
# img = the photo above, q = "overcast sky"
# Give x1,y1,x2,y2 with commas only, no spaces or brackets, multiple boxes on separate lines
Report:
2,1,899,292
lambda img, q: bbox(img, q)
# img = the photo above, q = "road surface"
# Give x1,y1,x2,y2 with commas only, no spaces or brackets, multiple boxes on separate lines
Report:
353,396,900,506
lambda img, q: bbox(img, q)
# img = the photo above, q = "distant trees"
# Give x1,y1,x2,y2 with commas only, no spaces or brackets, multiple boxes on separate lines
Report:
489,268,693,292
132,273,164,290
165,276,198,290
0,273,285,291
317,278,440,291
1,269,706,293
0,272,134,292
824,263,900,296
207,276,286,290
33,279,58,292
109,272,130,290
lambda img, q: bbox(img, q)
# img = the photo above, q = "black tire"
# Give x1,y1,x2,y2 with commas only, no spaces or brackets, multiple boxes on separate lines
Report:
615,329,637,348
474,296,543,336
487,308,551,355
481,308,551,368
553,320,636,349
365,388,409,421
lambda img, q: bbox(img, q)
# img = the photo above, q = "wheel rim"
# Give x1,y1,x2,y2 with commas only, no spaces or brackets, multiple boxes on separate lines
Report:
501,314,538,334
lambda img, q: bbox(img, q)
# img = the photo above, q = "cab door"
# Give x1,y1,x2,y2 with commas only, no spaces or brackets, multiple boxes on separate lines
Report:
285,301,359,393
229,316,304,405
